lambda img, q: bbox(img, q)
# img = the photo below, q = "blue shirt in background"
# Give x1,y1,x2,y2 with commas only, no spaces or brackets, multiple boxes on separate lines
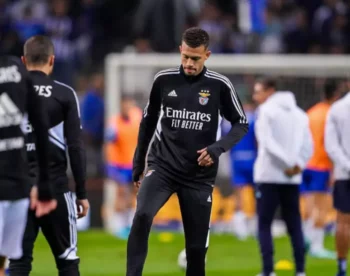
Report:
81,90,104,142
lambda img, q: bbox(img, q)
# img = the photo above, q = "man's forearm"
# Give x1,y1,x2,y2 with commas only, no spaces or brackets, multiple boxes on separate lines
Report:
207,123,248,160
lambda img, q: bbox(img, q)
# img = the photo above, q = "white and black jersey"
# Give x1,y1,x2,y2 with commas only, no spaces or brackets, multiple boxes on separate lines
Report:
0,56,51,201
133,66,248,187
25,71,87,199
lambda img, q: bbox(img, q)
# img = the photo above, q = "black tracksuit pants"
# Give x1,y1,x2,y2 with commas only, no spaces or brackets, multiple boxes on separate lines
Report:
9,192,80,276
127,169,213,276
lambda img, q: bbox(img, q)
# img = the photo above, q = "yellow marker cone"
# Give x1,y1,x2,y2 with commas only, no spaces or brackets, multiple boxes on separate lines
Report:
275,260,294,270
158,232,174,243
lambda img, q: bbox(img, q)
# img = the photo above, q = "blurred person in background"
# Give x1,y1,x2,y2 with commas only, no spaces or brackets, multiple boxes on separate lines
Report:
325,85,350,276
46,0,75,86
11,4,45,43
253,78,313,276
104,96,142,239
222,99,257,240
301,79,342,259
81,72,104,177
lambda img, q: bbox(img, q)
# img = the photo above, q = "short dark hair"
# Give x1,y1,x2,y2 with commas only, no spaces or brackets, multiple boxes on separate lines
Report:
324,79,339,100
182,27,210,49
256,77,277,91
23,35,54,65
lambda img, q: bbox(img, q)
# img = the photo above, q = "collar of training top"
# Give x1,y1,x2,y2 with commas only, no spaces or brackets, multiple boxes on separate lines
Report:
180,65,207,81
29,70,48,77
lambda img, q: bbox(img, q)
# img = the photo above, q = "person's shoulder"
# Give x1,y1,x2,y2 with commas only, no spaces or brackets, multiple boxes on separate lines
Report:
53,80,77,97
0,55,26,73
332,94,350,110
1,55,21,65
204,69,234,86
296,107,309,121
258,101,272,114
53,80,80,109
153,67,181,82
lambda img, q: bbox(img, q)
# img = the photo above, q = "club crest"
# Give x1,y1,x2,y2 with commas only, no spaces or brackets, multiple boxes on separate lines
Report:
199,90,210,105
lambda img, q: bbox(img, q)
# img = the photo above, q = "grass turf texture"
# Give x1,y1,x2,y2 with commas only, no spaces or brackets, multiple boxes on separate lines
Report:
32,230,344,275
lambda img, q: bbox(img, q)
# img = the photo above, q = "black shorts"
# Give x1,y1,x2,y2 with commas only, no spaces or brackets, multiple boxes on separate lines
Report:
333,180,350,213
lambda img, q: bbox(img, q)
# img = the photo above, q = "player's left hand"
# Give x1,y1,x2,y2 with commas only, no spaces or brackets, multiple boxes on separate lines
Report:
197,148,214,167
30,186,58,217
76,199,90,218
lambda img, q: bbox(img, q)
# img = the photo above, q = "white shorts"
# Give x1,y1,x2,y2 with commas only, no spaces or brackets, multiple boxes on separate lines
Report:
0,198,29,259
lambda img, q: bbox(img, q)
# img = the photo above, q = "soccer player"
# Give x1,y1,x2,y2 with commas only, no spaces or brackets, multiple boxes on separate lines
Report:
253,78,313,276
9,35,89,276
0,55,56,276
223,101,257,240
105,96,142,239
301,79,342,259
126,27,248,276
325,89,350,276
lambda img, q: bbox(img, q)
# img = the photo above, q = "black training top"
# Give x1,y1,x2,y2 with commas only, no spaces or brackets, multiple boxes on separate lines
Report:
133,65,248,187
0,56,52,201
25,70,87,199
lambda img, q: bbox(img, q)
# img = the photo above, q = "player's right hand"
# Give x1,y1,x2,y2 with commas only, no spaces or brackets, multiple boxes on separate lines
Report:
76,199,90,218
134,173,144,188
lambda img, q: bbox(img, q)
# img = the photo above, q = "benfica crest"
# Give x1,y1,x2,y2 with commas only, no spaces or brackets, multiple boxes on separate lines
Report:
199,90,210,105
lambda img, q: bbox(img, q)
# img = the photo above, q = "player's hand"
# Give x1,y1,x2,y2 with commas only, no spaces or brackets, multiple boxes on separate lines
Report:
284,167,295,177
30,186,38,210
197,148,214,167
284,165,302,177
76,199,90,218
134,173,144,189
35,200,57,217
30,186,57,217
293,165,302,175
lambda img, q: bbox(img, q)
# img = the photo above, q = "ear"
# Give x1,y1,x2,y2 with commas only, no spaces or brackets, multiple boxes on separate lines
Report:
205,50,211,60
21,56,26,66
179,45,182,53
49,55,55,67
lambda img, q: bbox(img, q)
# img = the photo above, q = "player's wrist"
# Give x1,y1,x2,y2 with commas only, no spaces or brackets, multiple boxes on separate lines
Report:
206,146,223,161
132,166,144,182
37,189,54,201
76,192,87,200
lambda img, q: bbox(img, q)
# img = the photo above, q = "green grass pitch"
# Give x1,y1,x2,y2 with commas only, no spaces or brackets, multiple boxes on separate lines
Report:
31,230,345,275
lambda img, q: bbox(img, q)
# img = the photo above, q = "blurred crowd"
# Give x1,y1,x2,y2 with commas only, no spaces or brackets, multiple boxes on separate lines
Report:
1,0,349,190
1,0,350,85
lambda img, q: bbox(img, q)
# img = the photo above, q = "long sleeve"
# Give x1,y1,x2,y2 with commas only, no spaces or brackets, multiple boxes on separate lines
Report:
256,108,294,169
298,119,314,169
132,76,162,181
325,108,350,172
26,77,53,201
64,88,87,199
206,80,248,160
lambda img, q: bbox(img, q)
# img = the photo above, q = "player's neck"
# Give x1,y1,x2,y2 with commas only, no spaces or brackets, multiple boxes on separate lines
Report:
27,65,51,76
324,99,336,105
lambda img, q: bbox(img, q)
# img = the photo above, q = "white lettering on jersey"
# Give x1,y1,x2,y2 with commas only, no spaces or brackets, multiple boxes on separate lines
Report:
0,137,24,152
34,85,52,97
26,143,36,151
166,107,210,130
0,66,21,84
0,92,23,128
